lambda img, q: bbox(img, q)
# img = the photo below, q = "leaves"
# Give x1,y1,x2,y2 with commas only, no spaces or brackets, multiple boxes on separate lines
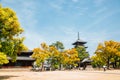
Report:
91,54,105,68
32,43,49,67
61,48,80,67
0,5,27,63
32,42,80,70
0,52,9,65
92,40,120,68
0,6,23,39
76,46,89,61
50,41,64,52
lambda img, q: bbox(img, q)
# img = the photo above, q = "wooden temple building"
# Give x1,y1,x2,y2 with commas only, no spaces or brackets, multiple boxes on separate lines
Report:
3,51,35,68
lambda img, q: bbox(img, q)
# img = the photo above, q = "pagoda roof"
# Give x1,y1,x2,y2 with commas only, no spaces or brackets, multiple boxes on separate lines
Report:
72,32,87,45
72,39,87,45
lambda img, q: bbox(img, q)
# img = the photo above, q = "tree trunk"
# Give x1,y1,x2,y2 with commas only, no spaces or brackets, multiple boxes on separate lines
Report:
79,61,81,70
107,58,110,69
114,60,117,69
112,63,115,69
59,63,62,70
41,62,44,71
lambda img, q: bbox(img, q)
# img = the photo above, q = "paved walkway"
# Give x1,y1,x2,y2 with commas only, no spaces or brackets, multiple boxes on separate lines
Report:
0,69,120,80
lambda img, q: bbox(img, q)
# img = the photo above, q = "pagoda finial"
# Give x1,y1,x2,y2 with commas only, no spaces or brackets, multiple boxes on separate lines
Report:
78,32,80,40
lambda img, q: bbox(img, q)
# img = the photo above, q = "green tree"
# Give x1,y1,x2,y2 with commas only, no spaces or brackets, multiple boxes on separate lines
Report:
76,46,89,61
76,46,89,70
51,41,64,52
50,41,64,70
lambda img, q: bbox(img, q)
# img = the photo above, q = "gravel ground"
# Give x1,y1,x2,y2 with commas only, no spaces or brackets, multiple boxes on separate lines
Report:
0,69,120,80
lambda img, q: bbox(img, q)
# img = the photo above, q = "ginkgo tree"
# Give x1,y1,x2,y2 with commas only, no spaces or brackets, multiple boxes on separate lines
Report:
62,48,80,69
32,42,80,71
32,43,49,71
93,40,120,69
50,41,64,70
0,52,9,65
48,46,61,70
0,5,27,63
91,54,105,68
32,42,62,70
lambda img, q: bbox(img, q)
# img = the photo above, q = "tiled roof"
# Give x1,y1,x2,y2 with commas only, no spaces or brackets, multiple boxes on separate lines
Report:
7,56,35,60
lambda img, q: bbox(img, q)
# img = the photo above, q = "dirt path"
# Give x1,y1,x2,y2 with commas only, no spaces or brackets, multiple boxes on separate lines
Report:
0,70,120,80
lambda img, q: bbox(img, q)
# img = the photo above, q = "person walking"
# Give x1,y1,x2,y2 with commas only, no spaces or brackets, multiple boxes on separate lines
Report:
103,65,106,72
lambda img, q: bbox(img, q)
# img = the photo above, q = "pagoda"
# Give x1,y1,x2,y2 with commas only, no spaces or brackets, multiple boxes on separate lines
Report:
72,32,87,48
72,32,91,70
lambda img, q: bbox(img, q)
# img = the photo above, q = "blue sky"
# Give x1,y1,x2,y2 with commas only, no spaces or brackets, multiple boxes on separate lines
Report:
1,0,120,56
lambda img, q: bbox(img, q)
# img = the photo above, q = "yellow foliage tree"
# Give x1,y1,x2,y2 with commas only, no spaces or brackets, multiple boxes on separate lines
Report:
0,5,27,63
91,54,105,68
0,52,9,65
94,40,120,69
62,48,80,69
32,43,49,71
48,46,61,70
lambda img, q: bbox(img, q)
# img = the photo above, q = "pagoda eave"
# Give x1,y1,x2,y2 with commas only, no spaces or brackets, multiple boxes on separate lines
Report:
72,42,87,45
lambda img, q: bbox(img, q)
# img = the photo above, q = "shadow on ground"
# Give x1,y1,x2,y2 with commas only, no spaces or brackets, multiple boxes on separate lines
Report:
0,75,18,80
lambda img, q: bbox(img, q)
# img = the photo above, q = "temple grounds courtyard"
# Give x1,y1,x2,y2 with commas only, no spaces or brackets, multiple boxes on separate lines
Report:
0,68,120,80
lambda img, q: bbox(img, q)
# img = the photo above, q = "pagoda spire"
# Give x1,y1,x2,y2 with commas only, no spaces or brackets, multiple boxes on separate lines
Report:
78,32,80,40
72,32,87,48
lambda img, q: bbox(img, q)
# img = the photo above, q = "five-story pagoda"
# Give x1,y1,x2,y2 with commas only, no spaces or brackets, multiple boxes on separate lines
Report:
72,32,87,48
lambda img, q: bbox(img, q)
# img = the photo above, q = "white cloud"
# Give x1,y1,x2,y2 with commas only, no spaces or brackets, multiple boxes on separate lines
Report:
72,0,79,3
92,7,107,17
49,3,62,10
85,10,118,31
18,2,37,29
48,0,67,10
24,30,45,50
94,0,106,6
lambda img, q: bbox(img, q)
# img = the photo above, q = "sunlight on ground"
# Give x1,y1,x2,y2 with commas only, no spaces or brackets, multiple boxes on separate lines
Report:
0,69,120,80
